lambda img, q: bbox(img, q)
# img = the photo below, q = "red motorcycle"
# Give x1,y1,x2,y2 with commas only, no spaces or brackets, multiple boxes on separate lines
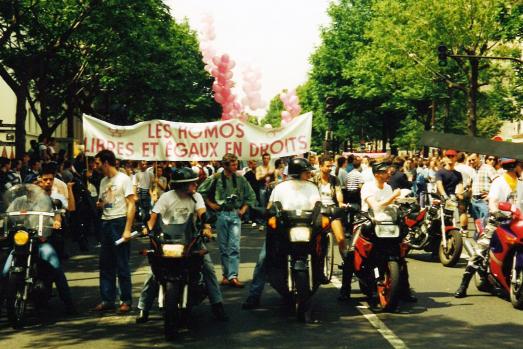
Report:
352,198,414,311
476,202,523,309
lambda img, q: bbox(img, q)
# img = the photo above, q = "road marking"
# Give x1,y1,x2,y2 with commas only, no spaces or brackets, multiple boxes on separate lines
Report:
331,275,409,349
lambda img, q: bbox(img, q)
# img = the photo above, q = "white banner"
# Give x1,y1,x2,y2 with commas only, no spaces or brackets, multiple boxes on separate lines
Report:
82,113,312,161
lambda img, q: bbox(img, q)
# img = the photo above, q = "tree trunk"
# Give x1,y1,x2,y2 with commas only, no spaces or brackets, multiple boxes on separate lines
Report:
467,58,479,136
15,85,28,159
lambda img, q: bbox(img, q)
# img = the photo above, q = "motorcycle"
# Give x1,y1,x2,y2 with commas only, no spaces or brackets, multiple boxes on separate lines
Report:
474,202,523,309
142,213,214,340
406,192,463,267
1,184,64,328
264,201,344,322
352,197,415,311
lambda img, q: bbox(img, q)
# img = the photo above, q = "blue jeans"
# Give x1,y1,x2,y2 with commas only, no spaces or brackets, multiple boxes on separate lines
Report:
2,242,73,305
248,241,267,299
99,217,132,306
471,198,489,233
216,211,242,280
137,251,222,311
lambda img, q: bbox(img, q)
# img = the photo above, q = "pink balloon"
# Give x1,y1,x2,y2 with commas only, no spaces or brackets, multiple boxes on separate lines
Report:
221,88,231,99
233,102,241,110
221,113,232,121
217,76,227,86
249,102,258,110
225,80,234,89
211,68,220,78
222,104,233,113
224,71,233,80
212,56,221,66
212,83,223,94
221,54,230,64
218,64,228,73
214,93,224,104
281,110,291,119
228,60,236,69
239,113,248,122
289,95,298,105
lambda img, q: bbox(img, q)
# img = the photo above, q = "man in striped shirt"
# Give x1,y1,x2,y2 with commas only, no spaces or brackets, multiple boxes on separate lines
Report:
345,156,364,206
470,155,498,228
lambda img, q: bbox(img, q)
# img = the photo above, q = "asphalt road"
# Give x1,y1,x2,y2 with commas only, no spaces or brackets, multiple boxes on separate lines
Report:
1,226,523,349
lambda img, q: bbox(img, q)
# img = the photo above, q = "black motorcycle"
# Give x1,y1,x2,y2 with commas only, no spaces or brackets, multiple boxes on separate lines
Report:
0,184,66,328
265,201,344,322
142,213,215,340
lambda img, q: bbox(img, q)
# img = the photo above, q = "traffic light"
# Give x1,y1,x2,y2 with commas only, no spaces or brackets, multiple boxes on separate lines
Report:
438,44,448,67
325,97,335,115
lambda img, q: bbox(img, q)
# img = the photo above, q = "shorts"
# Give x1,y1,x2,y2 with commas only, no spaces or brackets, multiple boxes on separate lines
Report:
458,197,471,215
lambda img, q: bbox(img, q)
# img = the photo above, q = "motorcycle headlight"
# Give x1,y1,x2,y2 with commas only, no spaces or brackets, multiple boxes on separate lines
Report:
14,230,29,246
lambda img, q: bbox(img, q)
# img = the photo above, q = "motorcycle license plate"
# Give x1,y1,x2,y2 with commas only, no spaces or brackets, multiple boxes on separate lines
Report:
374,224,400,238
289,227,311,242
162,244,185,258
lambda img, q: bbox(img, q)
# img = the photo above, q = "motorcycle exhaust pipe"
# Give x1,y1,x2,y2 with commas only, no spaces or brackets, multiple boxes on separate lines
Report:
463,238,476,258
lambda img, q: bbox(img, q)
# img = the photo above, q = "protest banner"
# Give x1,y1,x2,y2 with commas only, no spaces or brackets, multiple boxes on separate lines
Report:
83,112,312,161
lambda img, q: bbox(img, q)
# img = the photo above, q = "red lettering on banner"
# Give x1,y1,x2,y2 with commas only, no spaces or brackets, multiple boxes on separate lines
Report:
165,141,174,157
287,137,297,152
126,143,134,156
270,140,284,154
175,143,188,157
236,123,245,138
298,136,308,150
142,143,151,157
209,142,218,157
163,124,172,138
178,126,188,139
225,142,241,156
188,128,203,139
147,124,156,138
220,123,235,138
260,143,269,155
250,143,259,157
204,125,218,138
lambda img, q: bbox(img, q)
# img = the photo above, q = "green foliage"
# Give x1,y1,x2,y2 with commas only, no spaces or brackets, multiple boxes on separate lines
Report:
261,93,284,127
304,0,522,152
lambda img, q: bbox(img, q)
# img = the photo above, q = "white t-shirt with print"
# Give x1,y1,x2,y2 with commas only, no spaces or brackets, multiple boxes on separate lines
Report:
152,190,205,225
269,180,321,211
99,172,135,220
319,182,336,206
488,176,523,212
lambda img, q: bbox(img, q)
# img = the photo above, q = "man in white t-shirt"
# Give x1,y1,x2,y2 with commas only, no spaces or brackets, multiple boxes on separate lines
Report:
135,167,227,323
243,158,321,313
93,150,136,314
347,161,416,304
135,160,154,222
455,158,523,298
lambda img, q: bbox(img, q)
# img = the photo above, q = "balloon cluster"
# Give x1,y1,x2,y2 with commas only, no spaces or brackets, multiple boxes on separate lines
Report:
241,66,266,111
211,54,243,120
199,14,217,74
280,89,302,125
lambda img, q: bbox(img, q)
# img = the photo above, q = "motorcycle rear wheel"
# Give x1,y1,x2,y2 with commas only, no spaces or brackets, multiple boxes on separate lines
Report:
510,267,523,309
164,280,182,341
439,230,463,267
377,261,400,312
6,273,27,329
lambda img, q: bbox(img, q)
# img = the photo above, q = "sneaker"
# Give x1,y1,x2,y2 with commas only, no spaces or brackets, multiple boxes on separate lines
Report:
258,225,265,231
229,278,245,288
118,303,131,314
93,302,115,312
220,277,230,286
251,222,257,227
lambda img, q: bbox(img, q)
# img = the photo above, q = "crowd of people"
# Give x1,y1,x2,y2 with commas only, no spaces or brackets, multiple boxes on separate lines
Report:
1,135,522,323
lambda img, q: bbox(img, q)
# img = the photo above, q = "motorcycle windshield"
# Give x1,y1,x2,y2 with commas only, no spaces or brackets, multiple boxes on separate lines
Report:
158,213,195,244
3,184,55,237
370,205,398,223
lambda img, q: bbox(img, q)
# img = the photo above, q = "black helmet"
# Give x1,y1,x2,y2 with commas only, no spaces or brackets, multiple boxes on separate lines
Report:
170,167,198,189
288,157,315,178
372,161,391,174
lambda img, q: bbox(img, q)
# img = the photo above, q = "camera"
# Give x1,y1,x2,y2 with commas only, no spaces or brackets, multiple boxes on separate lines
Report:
222,194,238,210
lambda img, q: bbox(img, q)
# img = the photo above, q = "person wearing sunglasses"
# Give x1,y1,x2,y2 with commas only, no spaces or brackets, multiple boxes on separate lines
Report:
470,155,498,229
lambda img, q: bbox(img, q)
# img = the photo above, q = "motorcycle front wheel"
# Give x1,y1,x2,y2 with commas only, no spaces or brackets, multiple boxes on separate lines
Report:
6,273,27,329
377,261,400,312
164,280,182,341
510,265,523,309
439,230,463,267
293,269,311,321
